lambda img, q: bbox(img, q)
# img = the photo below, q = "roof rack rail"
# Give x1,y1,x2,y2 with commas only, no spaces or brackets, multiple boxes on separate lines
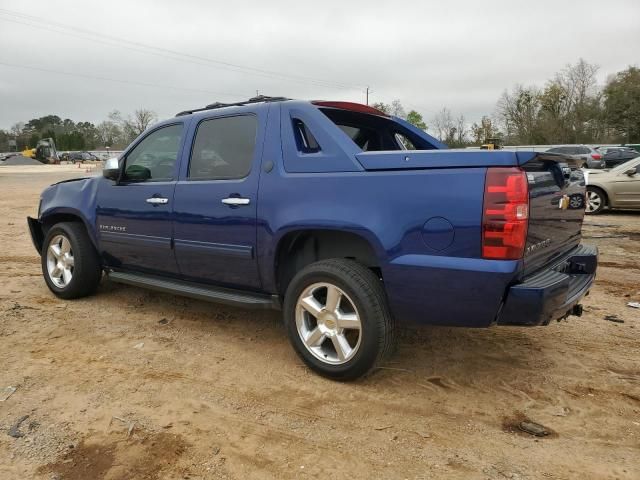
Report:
175,95,289,117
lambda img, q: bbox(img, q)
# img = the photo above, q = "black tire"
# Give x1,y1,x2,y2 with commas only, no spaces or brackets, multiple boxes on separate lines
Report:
41,222,102,299
283,259,395,381
586,186,606,215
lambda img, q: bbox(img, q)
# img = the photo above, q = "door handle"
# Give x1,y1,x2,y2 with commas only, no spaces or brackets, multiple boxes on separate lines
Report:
146,197,169,205
222,197,250,206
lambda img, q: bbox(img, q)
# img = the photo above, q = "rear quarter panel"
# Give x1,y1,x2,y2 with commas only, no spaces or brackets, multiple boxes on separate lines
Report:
257,167,522,326
258,104,520,326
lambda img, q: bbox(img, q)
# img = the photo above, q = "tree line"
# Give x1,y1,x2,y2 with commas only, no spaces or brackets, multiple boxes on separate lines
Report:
0,109,157,152
374,60,639,147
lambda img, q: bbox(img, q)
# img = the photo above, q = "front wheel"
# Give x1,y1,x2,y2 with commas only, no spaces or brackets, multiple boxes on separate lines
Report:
42,222,102,299
283,259,395,381
586,187,606,214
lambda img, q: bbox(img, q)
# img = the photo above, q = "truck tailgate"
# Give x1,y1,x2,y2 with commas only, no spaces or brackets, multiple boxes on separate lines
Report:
518,152,586,277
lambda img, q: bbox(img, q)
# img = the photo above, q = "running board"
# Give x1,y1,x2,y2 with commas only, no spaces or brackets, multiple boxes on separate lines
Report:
107,271,280,310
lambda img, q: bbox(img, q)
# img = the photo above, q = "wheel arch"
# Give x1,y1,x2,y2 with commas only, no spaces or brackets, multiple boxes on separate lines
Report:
273,228,383,295
588,184,609,206
39,208,98,251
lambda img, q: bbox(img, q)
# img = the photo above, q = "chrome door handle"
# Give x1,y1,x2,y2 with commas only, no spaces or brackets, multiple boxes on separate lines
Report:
146,197,169,205
221,197,250,206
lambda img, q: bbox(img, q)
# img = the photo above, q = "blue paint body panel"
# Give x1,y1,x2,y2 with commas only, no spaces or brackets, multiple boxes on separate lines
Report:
31,99,597,328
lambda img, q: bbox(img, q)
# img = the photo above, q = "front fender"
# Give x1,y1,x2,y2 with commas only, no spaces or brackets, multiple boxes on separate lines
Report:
40,207,98,248
38,177,100,248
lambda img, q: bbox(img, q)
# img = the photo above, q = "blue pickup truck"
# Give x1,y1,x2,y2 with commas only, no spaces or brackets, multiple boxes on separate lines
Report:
28,96,597,380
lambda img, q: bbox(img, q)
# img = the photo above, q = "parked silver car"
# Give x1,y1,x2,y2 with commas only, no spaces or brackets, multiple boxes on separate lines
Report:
584,157,640,213
546,145,604,169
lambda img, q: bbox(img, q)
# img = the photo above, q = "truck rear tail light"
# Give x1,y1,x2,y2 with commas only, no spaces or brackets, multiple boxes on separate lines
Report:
591,153,602,160
482,167,529,260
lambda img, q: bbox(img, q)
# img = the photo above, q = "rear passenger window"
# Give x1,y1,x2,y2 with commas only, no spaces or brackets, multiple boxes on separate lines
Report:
189,116,257,180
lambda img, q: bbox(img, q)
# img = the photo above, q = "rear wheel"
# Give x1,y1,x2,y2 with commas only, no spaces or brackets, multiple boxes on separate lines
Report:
586,187,606,214
42,222,102,299
283,259,395,381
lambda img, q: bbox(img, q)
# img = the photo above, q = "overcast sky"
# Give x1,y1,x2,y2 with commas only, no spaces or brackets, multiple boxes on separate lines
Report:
0,0,638,130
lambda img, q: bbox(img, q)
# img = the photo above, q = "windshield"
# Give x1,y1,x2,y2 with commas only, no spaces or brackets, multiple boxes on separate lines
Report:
610,156,640,173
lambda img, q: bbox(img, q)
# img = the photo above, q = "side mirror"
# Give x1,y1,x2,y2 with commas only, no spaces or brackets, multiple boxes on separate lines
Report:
124,164,151,181
624,168,637,176
103,157,120,181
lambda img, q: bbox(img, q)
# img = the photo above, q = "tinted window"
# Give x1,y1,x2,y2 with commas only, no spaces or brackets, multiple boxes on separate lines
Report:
320,108,434,151
189,116,257,180
337,124,381,151
578,147,591,154
125,124,183,182
394,132,416,150
292,118,320,153
547,147,561,153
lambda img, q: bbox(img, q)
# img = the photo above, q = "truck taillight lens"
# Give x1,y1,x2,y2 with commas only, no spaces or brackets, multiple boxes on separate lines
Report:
482,167,529,260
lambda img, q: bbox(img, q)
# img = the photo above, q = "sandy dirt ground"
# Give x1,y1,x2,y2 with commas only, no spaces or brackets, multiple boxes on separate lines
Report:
0,165,638,480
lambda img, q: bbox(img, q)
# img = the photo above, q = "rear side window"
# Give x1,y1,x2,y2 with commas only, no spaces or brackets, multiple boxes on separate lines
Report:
292,119,321,153
578,147,591,154
189,115,257,180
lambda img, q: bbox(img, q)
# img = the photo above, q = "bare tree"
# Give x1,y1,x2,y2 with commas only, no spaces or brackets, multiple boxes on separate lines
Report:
127,109,157,136
557,59,600,142
432,107,454,142
390,99,406,119
10,122,24,136
122,109,157,143
471,116,497,145
496,85,541,144
455,115,467,146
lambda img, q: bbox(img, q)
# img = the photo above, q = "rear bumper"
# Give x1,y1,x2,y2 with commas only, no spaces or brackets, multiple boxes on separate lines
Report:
497,244,598,326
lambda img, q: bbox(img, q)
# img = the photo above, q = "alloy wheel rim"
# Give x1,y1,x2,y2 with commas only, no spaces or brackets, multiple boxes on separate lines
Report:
295,282,362,365
586,191,601,213
46,234,74,288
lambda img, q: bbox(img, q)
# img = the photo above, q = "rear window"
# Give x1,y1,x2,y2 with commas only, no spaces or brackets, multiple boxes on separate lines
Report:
319,108,435,152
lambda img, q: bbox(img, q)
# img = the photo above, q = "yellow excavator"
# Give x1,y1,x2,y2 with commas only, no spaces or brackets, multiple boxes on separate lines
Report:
21,138,59,163
480,137,503,150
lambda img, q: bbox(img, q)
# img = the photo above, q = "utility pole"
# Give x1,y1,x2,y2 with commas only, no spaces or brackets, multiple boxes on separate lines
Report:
365,86,371,105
